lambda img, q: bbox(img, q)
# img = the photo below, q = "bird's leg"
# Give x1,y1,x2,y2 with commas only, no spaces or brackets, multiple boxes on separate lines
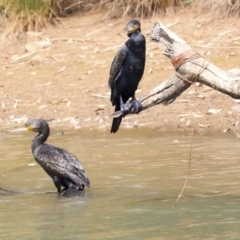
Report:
130,95,142,114
53,176,62,194
120,96,133,116
56,186,62,194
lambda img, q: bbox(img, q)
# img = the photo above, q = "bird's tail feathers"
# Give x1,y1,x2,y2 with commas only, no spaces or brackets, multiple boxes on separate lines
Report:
111,117,122,133
111,105,122,133
71,172,90,188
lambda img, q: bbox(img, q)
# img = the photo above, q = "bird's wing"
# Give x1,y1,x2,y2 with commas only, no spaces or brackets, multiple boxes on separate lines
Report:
34,144,90,187
108,43,128,89
62,150,90,187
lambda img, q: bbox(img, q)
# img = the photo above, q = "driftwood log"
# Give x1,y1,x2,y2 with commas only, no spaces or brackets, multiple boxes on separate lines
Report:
112,21,240,118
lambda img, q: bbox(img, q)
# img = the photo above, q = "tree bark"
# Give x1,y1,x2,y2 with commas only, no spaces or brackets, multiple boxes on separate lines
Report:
112,21,240,118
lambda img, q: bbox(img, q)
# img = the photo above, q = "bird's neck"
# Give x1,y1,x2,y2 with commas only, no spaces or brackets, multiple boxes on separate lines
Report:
130,30,142,38
31,130,49,152
130,31,145,45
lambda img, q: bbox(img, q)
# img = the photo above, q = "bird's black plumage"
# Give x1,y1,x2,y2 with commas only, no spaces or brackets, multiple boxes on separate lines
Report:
108,19,146,133
25,118,90,194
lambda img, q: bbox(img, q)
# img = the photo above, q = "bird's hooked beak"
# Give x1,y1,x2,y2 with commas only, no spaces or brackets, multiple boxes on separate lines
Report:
25,122,35,131
25,125,33,131
125,23,140,35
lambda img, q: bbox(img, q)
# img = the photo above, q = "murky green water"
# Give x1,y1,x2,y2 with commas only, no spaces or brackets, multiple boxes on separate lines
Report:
1,129,240,239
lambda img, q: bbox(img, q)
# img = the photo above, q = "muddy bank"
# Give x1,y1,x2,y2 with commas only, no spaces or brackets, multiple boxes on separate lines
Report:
1,10,240,134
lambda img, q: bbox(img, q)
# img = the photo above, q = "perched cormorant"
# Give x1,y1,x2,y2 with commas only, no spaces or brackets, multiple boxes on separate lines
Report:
108,19,146,133
25,118,90,194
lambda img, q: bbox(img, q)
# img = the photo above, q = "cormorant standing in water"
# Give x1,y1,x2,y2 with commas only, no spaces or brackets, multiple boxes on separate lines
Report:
25,118,90,195
108,19,146,133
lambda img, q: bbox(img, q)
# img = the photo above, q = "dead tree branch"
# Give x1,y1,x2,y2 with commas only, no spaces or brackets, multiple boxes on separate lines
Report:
111,21,240,118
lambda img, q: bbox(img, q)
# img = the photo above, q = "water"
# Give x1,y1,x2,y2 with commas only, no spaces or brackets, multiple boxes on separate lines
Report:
1,129,240,239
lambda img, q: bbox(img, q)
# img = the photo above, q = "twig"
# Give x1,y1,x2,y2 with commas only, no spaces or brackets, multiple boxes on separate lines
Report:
92,94,109,99
103,44,123,52
64,1,83,11
191,43,240,49
50,38,84,42
34,82,51,88
172,128,194,207
10,51,37,62
166,18,179,28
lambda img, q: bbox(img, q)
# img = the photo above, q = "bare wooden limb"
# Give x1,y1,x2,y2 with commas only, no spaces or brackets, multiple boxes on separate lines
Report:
112,75,191,118
111,21,240,118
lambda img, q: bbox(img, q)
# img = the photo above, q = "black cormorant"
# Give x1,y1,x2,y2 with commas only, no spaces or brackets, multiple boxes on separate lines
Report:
108,19,146,133
25,118,90,194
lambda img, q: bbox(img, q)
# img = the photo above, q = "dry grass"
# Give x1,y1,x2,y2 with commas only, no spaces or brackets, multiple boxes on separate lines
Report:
0,0,50,42
195,0,240,17
1,0,240,43
0,0,87,42
1,0,182,42
97,0,185,18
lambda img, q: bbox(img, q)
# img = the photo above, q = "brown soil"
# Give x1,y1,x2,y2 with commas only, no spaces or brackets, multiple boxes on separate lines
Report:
1,9,240,134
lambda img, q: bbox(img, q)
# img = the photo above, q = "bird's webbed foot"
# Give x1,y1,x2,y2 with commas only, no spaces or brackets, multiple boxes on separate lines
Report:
130,99,142,114
120,102,133,117
61,186,85,198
